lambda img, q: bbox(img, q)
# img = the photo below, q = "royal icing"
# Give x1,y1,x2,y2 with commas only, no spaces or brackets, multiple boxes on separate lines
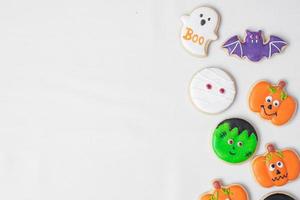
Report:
223,30,287,62
200,180,249,200
262,193,296,200
212,118,258,164
249,80,297,126
181,6,220,57
252,144,300,188
189,67,236,114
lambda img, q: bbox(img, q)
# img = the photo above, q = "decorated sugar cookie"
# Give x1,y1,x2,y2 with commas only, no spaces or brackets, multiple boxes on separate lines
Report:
212,118,258,164
262,192,296,200
249,80,297,126
252,144,300,188
223,30,287,62
189,67,236,114
200,180,249,200
181,6,220,57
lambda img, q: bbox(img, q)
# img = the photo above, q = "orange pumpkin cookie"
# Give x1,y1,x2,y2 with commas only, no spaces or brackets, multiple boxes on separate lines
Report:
249,80,297,126
200,180,248,200
252,144,300,188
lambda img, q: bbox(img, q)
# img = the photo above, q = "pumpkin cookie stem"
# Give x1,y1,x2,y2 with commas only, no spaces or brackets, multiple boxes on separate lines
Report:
213,180,222,189
267,144,276,152
278,80,286,89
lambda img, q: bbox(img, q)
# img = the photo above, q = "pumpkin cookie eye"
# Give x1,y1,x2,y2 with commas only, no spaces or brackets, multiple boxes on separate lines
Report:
269,163,276,171
237,141,243,147
265,96,272,103
273,100,280,107
277,161,284,168
227,139,234,145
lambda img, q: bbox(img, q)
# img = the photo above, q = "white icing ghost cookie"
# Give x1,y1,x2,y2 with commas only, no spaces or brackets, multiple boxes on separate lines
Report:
189,67,236,114
180,6,220,57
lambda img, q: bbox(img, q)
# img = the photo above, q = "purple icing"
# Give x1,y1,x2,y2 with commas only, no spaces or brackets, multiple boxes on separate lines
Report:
223,30,287,62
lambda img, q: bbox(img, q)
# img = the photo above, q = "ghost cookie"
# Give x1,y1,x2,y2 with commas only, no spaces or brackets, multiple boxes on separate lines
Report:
212,118,258,164
261,192,296,200
252,144,300,188
180,6,220,57
189,67,236,114
200,180,249,200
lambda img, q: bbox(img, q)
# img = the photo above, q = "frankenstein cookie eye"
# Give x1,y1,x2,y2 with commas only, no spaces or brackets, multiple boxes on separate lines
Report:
237,141,243,147
227,139,234,145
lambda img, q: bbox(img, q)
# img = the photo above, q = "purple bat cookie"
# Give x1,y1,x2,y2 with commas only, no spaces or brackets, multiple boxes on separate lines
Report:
223,30,287,62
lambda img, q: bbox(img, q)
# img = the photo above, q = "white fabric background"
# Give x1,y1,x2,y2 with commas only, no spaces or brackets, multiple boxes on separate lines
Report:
0,0,299,199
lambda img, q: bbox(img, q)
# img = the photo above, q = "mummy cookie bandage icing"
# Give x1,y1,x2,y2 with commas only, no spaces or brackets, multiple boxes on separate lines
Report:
181,6,220,57
189,67,236,114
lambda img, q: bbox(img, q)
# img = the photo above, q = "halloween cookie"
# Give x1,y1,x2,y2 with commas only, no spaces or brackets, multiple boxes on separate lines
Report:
261,192,296,200
252,144,300,188
189,67,236,114
223,30,287,62
249,80,297,126
200,180,249,200
181,6,220,57
212,118,258,164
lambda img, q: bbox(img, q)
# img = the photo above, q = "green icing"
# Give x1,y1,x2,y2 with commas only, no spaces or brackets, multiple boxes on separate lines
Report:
269,86,277,94
212,122,258,164
280,91,288,100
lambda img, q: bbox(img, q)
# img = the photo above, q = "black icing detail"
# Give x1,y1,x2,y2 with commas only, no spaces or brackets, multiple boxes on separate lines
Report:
217,118,257,139
264,193,295,200
200,19,206,26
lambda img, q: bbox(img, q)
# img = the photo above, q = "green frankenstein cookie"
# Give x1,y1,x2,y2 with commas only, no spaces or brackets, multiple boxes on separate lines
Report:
212,118,258,164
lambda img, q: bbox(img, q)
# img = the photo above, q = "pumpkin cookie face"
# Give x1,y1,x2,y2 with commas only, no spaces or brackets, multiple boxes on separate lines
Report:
252,144,300,188
262,192,296,200
189,67,236,114
249,80,297,125
200,180,248,200
212,118,258,164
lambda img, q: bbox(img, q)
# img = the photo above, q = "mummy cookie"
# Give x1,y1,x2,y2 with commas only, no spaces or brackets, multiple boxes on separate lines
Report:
189,67,236,114
249,80,297,126
223,30,287,62
200,180,249,200
262,192,296,200
212,118,258,164
180,6,220,57
252,144,300,188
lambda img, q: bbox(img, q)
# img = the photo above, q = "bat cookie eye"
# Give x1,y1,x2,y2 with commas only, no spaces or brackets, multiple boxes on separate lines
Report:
276,161,284,168
227,139,234,145
219,88,225,94
200,14,203,17
273,100,280,107
265,96,272,103
269,163,276,171
206,83,212,90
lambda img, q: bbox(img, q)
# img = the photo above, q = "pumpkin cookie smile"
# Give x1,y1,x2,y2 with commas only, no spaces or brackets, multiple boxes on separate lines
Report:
261,105,277,117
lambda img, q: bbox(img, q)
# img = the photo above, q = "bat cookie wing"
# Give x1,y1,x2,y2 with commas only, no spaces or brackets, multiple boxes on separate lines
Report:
267,36,288,58
223,36,243,58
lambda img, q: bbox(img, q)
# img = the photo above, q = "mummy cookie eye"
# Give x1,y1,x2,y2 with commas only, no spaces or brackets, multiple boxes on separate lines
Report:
228,139,234,145
273,100,280,107
265,96,272,103
269,163,276,171
219,88,225,94
206,83,212,90
276,161,284,168
200,14,203,17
